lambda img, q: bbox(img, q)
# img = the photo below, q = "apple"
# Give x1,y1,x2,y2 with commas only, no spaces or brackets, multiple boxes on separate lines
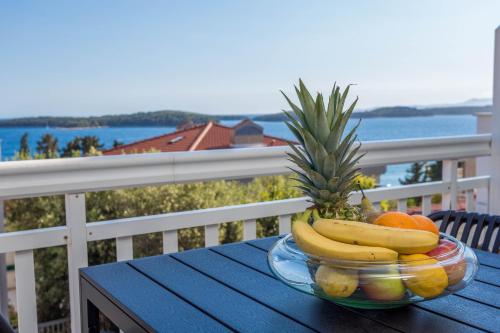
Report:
360,267,406,301
315,265,358,298
426,239,466,285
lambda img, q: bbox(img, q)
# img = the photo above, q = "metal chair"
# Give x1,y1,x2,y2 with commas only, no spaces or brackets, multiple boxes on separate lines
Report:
428,210,499,253
0,311,15,333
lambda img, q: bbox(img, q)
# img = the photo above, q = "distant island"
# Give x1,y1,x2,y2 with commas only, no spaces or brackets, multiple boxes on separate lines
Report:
0,105,491,128
0,110,246,128
253,105,492,122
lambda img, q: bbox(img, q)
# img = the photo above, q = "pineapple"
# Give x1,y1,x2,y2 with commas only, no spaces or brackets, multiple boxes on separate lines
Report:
282,80,363,220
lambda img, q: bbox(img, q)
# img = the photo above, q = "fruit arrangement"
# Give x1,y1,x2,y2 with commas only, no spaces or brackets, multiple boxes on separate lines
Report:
268,81,478,308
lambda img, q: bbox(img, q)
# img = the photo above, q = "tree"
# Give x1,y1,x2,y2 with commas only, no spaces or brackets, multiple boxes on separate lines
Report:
400,161,443,207
426,161,442,181
61,136,104,157
61,137,82,157
112,140,124,148
81,136,104,155
399,162,428,206
19,133,30,158
399,162,427,185
36,134,58,158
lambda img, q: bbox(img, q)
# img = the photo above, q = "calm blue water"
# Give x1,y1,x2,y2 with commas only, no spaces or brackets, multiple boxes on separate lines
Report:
0,115,476,186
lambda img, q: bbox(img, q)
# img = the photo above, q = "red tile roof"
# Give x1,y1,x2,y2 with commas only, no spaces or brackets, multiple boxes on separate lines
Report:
103,121,293,155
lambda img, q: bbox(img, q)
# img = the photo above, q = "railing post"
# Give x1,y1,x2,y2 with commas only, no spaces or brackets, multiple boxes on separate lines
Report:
243,219,257,241
65,194,88,333
422,195,432,216
163,230,178,254
278,214,292,234
442,160,458,210
476,112,492,213
116,236,133,261
204,224,219,247
490,26,500,215
0,200,8,318
397,199,407,212
14,250,38,333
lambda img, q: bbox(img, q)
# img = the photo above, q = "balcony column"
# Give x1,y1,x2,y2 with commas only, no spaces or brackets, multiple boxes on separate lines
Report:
0,200,7,317
0,143,7,317
491,26,500,215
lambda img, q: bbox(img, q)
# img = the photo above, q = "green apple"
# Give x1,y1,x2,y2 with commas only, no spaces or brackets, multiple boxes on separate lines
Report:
360,267,405,301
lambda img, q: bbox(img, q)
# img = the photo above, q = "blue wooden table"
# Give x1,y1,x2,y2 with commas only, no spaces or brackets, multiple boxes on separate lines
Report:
80,236,500,333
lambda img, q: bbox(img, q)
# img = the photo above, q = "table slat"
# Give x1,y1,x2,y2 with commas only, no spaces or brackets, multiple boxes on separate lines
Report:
247,236,281,251
475,265,500,287
173,248,399,333
473,249,500,269
81,263,230,333
455,280,500,308
129,255,314,333
416,295,500,332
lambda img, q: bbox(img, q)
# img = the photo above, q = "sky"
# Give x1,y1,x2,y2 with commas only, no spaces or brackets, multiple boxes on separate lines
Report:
0,1,499,117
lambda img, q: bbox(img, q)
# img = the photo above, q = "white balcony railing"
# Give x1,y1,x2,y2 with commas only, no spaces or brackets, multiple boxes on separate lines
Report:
0,133,494,333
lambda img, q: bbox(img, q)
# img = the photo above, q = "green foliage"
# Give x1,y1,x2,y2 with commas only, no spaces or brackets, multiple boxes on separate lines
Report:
356,174,376,190
61,137,82,157
5,148,376,323
400,161,442,186
399,162,427,185
61,136,104,157
36,134,59,158
5,195,68,322
19,133,30,158
112,139,124,148
5,173,301,323
81,136,104,153
427,161,442,181
8,304,17,328
400,161,443,207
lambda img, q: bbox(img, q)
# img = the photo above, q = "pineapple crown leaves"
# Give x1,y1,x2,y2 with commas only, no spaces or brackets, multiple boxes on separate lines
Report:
282,79,364,213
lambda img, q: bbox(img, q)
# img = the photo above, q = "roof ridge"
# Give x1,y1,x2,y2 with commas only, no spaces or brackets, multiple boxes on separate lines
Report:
210,122,233,129
188,121,213,151
102,123,208,153
263,133,296,144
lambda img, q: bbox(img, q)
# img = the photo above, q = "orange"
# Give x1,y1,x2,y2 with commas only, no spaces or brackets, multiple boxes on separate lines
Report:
411,215,440,235
373,211,419,229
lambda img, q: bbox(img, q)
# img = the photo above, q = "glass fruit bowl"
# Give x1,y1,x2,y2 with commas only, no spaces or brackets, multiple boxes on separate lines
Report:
268,233,479,309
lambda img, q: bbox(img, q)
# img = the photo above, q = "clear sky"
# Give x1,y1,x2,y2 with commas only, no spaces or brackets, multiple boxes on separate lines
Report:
1,1,499,117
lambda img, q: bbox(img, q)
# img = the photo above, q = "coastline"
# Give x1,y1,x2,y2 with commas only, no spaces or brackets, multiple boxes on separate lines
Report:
0,113,479,128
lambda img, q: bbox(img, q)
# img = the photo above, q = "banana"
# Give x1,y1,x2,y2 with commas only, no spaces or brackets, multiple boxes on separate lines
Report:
292,221,398,262
313,219,439,254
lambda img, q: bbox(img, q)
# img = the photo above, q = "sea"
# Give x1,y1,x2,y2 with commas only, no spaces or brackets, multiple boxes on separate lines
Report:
0,115,477,186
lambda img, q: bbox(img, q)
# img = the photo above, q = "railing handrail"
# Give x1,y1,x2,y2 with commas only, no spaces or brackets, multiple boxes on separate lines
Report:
0,134,492,200
0,174,490,255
